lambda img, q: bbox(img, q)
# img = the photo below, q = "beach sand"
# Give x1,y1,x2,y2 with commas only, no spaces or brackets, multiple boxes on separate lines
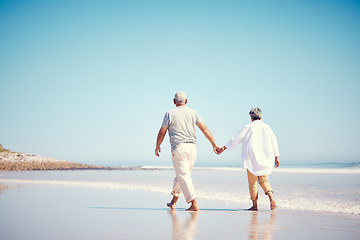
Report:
0,151,140,171
0,181,359,240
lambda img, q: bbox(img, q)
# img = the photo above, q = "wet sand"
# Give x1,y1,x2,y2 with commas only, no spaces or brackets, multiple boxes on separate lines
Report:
0,181,359,240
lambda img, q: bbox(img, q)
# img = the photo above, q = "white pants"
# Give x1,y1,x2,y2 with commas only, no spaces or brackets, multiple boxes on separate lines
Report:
171,143,197,203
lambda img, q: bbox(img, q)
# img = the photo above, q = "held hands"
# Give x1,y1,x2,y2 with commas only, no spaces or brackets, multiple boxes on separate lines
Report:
157,144,226,157
213,145,226,155
213,145,221,155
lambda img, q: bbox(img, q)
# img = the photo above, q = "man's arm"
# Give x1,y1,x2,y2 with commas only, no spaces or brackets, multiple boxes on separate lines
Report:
155,127,168,157
197,122,221,154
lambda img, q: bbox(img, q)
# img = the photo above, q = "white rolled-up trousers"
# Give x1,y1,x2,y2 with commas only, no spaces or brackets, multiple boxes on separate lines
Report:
171,143,197,203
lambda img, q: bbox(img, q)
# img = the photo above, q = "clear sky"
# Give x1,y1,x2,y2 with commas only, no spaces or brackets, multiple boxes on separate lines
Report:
1,0,359,167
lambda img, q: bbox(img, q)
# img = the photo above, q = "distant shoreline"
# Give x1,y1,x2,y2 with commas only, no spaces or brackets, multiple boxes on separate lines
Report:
0,151,142,171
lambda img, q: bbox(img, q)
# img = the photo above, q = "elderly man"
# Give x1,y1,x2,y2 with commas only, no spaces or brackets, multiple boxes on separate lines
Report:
218,108,280,211
155,91,220,211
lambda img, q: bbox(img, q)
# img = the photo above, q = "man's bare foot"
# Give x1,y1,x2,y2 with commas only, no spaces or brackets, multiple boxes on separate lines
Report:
167,196,179,210
270,199,276,210
167,202,175,210
186,199,199,211
247,206,258,211
186,205,199,211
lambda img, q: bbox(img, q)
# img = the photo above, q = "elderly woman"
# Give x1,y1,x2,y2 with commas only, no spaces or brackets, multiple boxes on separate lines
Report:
219,108,280,211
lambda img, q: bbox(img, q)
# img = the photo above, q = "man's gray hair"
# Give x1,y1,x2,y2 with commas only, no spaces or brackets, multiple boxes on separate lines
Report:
174,91,187,104
249,107,262,120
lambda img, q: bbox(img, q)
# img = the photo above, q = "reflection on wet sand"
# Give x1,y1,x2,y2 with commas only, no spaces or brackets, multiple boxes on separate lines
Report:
248,211,276,240
0,184,18,195
169,211,199,240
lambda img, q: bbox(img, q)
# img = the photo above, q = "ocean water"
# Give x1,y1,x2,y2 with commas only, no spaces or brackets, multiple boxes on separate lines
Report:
0,163,359,215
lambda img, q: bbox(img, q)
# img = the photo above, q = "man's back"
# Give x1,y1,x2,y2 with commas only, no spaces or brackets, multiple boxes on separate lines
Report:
162,105,203,151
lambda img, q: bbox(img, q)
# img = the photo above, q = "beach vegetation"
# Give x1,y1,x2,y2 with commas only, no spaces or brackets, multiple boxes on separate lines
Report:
0,144,11,153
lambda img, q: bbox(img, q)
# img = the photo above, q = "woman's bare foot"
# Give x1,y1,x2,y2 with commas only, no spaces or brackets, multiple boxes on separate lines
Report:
267,191,276,210
247,200,258,211
247,206,258,211
270,199,276,210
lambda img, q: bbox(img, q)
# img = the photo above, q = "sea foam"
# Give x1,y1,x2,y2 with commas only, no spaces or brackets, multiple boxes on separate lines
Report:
141,166,360,174
1,178,359,215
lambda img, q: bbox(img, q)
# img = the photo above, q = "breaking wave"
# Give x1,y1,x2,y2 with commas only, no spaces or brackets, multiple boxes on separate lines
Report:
1,178,359,215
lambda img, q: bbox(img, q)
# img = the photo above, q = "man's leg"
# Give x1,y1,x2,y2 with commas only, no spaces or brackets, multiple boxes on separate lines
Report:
258,175,276,210
185,144,198,211
171,144,198,210
174,157,196,204
167,175,182,210
171,177,182,197
247,169,259,211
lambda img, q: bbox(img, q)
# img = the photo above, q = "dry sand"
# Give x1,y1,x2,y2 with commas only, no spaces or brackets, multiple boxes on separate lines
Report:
0,144,115,171
0,151,107,171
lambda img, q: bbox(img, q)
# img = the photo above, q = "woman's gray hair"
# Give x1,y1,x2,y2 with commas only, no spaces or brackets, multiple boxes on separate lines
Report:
249,107,262,120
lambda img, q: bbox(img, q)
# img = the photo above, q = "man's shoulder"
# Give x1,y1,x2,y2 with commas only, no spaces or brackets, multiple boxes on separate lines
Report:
169,106,198,114
166,106,181,113
166,108,176,114
184,106,198,113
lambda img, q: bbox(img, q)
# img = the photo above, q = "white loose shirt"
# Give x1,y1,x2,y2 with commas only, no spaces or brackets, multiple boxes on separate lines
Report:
225,120,279,176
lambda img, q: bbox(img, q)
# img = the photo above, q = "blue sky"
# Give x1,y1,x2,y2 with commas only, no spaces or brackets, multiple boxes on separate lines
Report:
1,0,359,167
